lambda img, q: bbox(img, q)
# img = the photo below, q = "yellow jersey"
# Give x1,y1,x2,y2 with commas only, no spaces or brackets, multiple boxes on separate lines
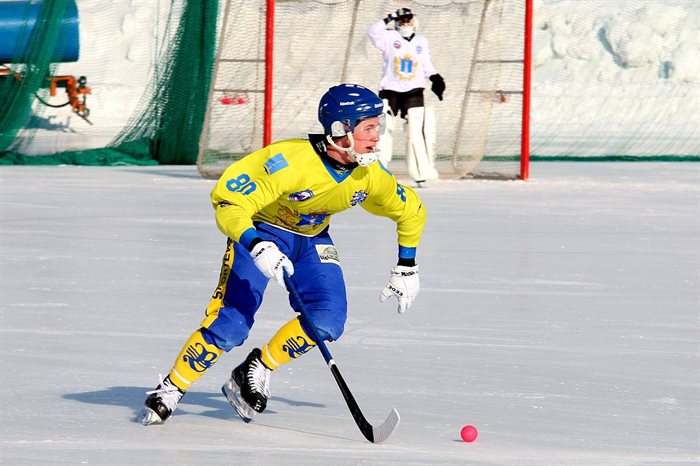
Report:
211,135,426,257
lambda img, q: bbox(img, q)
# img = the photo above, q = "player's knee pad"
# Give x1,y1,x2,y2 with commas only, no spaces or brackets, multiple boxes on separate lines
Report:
299,306,346,342
309,318,345,342
406,106,439,181
423,105,437,163
383,100,396,132
201,306,253,351
406,106,426,146
288,255,347,341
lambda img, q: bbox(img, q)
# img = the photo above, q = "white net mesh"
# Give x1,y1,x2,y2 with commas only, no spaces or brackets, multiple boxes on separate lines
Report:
198,0,527,179
5,1,697,169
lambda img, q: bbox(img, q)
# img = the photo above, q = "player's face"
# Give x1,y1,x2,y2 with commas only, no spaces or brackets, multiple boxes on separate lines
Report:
352,116,383,154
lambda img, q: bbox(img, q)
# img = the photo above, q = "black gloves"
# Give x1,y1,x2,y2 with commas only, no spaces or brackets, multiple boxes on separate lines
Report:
384,8,413,24
429,74,445,101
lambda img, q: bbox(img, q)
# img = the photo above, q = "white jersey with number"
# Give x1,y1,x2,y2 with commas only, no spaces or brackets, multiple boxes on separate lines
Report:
367,19,437,93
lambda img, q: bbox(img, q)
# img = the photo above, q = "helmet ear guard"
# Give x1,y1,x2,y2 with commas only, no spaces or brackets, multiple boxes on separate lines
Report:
330,120,348,138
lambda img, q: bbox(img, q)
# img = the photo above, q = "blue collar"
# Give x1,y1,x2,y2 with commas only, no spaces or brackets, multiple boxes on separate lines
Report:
308,134,356,183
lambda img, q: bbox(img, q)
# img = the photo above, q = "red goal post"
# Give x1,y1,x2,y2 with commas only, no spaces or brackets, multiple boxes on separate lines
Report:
198,0,532,180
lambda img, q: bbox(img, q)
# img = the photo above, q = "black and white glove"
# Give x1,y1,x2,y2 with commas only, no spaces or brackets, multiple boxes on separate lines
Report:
379,265,419,313
429,74,445,101
250,241,294,287
383,12,397,24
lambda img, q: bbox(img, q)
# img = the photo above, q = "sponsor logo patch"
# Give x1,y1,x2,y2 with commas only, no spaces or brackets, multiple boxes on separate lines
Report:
297,212,329,227
350,190,368,206
264,153,288,175
288,189,314,202
315,244,340,265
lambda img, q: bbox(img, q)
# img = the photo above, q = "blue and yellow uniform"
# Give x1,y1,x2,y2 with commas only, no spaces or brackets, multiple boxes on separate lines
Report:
196,134,425,362
139,84,424,425
165,135,425,391
211,135,425,251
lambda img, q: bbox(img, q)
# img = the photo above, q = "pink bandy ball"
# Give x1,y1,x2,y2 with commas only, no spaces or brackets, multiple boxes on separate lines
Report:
460,425,478,442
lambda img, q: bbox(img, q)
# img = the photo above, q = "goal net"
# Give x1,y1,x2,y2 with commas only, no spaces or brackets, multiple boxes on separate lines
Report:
3,1,696,169
197,0,530,180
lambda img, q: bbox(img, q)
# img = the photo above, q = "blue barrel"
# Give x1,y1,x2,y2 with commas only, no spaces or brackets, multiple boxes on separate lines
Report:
0,0,80,63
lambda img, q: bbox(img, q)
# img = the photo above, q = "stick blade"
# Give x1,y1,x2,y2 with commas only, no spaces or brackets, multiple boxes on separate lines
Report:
371,408,400,444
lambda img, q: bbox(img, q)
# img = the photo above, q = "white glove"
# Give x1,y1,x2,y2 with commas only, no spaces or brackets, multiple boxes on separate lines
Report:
250,241,294,287
379,265,419,313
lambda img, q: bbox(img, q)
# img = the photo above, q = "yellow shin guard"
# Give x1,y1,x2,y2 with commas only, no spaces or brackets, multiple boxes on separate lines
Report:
261,318,316,370
168,329,223,391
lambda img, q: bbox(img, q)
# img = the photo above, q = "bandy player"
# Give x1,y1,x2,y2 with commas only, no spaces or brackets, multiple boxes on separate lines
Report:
138,84,426,426
368,7,446,187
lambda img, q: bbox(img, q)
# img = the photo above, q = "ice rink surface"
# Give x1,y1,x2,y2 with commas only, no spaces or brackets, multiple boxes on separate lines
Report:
1,163,698,466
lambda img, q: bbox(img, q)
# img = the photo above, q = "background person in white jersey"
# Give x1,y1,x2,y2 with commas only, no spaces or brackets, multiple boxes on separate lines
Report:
368,7,445,187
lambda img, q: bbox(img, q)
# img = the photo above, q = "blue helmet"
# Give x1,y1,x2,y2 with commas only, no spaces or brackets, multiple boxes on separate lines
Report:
318,84,384,137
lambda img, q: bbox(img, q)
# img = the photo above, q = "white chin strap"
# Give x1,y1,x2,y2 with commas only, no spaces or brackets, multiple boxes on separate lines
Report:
326,133,379,167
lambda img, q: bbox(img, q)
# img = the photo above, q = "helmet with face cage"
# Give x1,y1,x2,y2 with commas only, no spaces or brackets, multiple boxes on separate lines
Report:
318,84,384,137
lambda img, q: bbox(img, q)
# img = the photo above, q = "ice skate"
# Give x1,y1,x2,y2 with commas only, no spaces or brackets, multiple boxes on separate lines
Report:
137,375,185,425
221,348,271,423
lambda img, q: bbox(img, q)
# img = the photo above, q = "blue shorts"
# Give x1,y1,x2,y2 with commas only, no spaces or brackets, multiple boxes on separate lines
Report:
202,223,347,351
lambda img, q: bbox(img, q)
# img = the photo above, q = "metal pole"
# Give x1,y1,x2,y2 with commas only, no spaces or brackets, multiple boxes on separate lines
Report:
520,0,533,180
263,0,274,146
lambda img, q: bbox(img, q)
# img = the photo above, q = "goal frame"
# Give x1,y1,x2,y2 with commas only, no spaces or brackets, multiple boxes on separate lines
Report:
198,0,532,180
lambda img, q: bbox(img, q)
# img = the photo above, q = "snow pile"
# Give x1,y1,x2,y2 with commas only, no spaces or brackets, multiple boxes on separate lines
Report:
531,0,699,155
535,0,698,80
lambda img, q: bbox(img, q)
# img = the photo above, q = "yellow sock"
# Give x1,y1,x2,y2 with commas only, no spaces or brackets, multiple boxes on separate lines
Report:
168,328,223,391
260,318,316,370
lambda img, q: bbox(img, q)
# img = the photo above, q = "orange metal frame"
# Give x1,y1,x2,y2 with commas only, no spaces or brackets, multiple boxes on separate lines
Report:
1,66,91,122
48,75,91,120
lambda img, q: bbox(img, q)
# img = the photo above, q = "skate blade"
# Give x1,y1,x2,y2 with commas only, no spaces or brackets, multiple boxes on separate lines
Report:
221,380,257,423
137,407,164,426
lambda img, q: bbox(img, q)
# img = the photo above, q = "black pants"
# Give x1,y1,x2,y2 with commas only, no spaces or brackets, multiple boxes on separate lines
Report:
379,88,424,119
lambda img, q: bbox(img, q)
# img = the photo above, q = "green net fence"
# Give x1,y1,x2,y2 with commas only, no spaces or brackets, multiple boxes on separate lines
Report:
0,0,218,165
0,0,67,153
